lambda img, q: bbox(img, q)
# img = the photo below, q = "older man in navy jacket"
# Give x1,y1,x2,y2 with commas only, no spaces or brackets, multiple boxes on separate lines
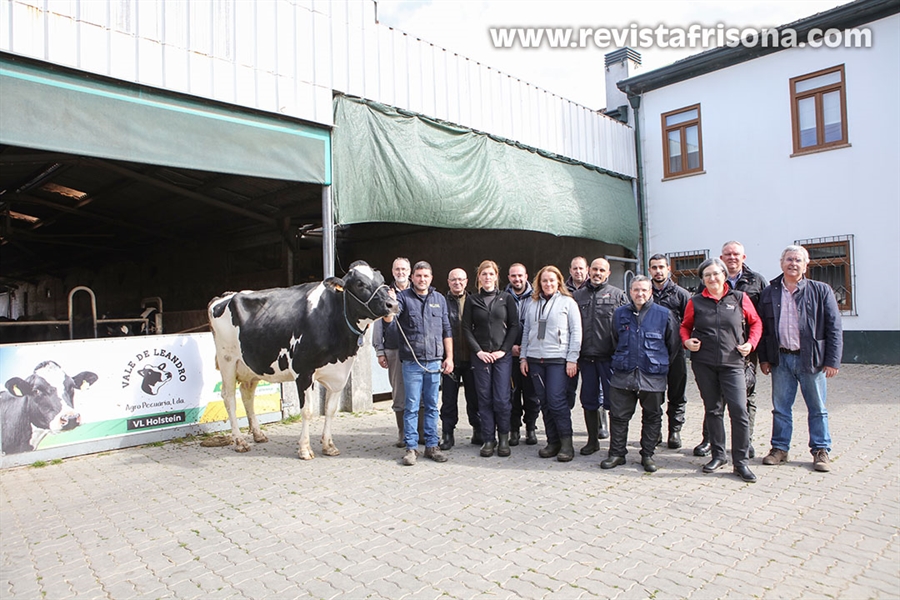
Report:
758,245,842,473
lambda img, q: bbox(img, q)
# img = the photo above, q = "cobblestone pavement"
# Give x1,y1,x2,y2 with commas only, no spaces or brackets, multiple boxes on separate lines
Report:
1,364,898,600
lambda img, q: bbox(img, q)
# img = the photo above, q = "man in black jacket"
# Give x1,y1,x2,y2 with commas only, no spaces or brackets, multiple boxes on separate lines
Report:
648,254,691,450
439,268,480,450
506,263,539,446
574,258,627,455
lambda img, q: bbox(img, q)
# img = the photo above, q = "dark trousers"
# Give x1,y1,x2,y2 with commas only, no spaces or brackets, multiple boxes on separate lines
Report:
440,361,479,433
565,370,580,409
698,356,758,441
529,361,573,443
578,358,612,411
510,365,540,431
608,387,664,459
666,351,688,430
691,361,750,468
473,353,513,440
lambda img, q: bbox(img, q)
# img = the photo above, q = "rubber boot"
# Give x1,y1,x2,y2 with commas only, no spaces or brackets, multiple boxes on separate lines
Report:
580,409,601,455
497,433,511,457
539,440,561,458
394,411,405,448
525,426,538,445
480,439,496,457
509,429,521,447
557,436,575,462
439,428,455,451
598,409,610,439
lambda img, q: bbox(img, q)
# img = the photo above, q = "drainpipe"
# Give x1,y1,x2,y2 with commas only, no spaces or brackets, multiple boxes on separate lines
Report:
627,88,648,276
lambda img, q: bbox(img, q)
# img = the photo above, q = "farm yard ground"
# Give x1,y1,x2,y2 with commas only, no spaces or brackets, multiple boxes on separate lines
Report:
1,364,898,599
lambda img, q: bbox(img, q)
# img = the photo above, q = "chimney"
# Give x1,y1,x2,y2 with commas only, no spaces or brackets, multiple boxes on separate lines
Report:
604,48,641,125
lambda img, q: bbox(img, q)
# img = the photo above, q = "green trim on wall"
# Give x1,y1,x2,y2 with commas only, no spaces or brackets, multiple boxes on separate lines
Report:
842,331,900,365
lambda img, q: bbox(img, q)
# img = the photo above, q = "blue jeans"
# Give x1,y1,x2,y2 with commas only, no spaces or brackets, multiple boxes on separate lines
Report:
770,352,832,453
402,360,441,450
529,361,573,443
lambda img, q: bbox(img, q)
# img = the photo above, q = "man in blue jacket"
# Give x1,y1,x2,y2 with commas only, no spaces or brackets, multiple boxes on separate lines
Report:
600,276,681,473
386,261,454,466
758,245,842,473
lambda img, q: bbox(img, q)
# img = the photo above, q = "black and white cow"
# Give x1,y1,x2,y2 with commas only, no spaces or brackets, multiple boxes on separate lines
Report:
0,361,98,455
207,261,398,458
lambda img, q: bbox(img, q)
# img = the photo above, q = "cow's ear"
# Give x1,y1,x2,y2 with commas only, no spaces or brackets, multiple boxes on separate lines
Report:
5,377,31,397
73,372,99,390
324,276,345,292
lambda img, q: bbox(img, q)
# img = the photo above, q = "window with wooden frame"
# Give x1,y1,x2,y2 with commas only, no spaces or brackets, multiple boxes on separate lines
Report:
796,235,855,313
667,250,709,293
790,65,849,155
661,104,703,179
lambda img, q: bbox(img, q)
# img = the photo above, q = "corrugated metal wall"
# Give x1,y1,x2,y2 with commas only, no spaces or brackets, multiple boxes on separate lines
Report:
0,0,636,178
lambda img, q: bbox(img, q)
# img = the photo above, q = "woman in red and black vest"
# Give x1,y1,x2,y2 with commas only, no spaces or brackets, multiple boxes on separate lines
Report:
681,258,762,483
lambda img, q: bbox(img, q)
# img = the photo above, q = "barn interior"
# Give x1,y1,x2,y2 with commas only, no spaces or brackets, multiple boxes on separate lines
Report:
0,144,326,340
1,143,632,343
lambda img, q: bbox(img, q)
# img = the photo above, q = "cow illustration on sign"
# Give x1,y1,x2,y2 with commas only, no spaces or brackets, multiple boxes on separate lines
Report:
137,363,172,395
0,361,97,454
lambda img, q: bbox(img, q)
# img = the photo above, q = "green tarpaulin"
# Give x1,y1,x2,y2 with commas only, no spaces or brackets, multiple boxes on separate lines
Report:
333,96,638,250
0,54,330,185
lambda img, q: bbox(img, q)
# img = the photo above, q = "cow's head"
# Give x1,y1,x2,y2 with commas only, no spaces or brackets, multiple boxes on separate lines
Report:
4,361,97,434
327,261,399,329
137,363,172,395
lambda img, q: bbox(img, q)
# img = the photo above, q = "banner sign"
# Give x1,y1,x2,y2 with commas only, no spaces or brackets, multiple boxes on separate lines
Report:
0,333,281,456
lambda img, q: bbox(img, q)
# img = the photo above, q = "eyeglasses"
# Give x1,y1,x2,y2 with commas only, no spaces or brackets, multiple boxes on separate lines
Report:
703,270,725,279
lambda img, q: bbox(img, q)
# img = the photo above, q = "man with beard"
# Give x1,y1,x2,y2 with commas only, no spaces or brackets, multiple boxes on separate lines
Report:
574,258,627,455
648,254,692,450
506,263,539,446
373,257,412,447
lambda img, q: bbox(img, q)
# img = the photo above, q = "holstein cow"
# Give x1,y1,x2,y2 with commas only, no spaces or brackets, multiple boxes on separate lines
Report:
0,361,98,454
207,261,398,458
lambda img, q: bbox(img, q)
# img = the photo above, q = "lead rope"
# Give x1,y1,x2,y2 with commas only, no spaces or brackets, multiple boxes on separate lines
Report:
394,317,443,374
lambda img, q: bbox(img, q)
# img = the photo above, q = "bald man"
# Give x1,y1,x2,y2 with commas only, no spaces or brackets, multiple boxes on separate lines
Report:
573,258,627,455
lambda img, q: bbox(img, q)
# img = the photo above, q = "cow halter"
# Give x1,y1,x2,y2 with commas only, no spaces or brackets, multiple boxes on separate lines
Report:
342,283,389,344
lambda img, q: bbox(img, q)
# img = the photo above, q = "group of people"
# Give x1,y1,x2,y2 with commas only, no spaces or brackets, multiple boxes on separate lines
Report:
376,242,843,483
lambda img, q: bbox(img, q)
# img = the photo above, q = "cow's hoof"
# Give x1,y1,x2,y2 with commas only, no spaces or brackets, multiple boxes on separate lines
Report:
252,432,269,443
322,445,340,457
200,436,232,447
233,439,251,453
298,448,315,460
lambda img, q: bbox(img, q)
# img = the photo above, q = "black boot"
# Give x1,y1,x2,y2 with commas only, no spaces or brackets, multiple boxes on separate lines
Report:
667,426,682,449
394,411,405,448
539,440,561,458
497,433,511,457
480,440,496,457
580,409,601,455
471,430,483,445
557,436,575,462
509,429,520,447
598,409,610,439
694,418,711,456
525,426,538,445
439,429,455,451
